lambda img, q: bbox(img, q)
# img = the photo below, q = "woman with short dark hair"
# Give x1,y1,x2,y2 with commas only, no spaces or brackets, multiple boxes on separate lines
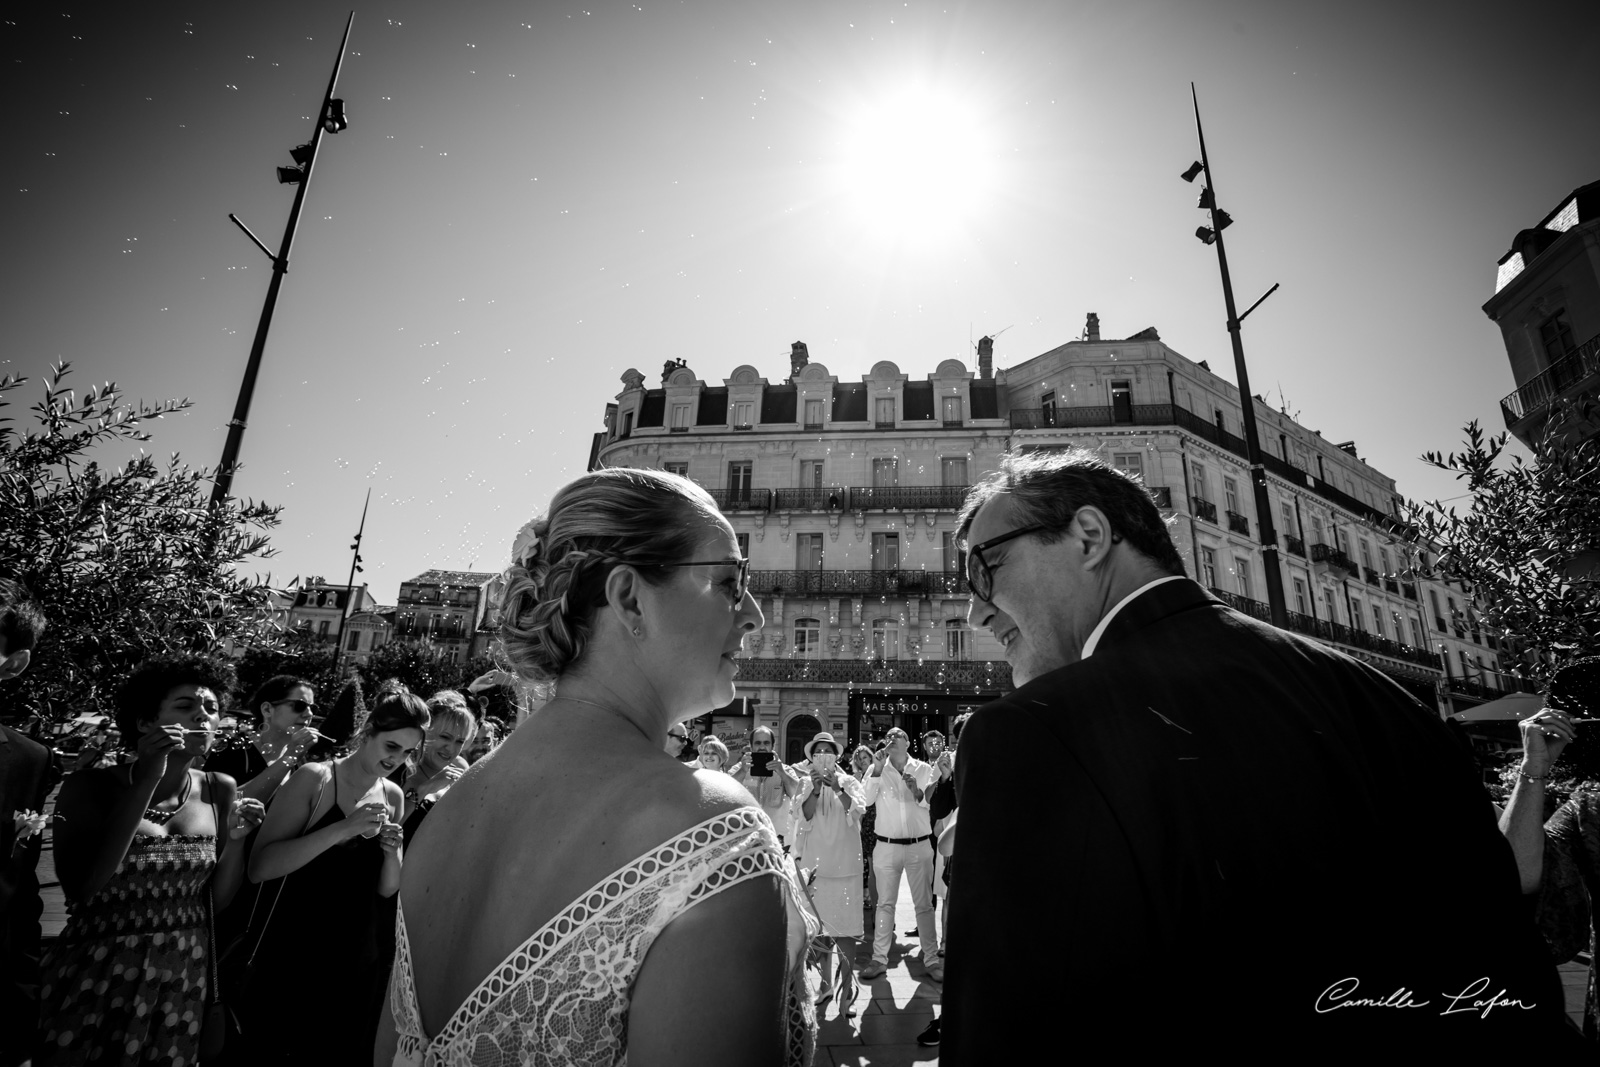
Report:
40,653,264,1066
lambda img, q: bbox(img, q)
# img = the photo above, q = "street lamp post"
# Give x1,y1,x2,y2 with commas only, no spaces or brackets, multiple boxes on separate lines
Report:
210,13,355,508
1183,83,1289,630
331,487,371,682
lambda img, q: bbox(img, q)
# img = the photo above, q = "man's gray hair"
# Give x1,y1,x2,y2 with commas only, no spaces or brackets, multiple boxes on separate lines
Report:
956,449,1186,577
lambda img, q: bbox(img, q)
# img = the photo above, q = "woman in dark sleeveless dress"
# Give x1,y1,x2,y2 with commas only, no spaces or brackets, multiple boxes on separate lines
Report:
236,684,427,1064
41,654,263,1066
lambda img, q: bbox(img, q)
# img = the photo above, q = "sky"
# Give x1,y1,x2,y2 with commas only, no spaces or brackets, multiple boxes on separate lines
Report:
6,0,1599,604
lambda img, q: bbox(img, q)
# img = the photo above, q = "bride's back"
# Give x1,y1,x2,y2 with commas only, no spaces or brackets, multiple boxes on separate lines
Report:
400,706,747,1038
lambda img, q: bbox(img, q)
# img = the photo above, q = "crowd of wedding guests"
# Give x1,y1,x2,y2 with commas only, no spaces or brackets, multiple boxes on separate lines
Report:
2,452,1598,1063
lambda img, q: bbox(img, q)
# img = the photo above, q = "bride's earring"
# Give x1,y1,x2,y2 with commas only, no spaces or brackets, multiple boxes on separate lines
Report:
632,626,641,636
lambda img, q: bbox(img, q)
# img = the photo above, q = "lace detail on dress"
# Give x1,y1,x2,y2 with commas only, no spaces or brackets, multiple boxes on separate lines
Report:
391,805,818,1067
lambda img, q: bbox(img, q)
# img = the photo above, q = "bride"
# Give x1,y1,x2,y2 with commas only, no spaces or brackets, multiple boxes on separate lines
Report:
378,468,818,1066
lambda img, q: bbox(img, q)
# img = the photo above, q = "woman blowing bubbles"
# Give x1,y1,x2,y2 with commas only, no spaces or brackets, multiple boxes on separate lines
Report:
382,468,820,1067
40,654,264,1066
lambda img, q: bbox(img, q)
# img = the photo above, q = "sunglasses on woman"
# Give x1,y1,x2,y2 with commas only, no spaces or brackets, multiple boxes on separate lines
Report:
650,558,751,603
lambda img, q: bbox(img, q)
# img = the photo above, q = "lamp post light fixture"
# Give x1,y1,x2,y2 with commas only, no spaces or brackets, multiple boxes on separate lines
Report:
210,12,355,510
1183,83,1289,630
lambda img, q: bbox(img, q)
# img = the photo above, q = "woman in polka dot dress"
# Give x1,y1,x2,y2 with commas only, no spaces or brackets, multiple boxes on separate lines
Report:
39,655,262,1066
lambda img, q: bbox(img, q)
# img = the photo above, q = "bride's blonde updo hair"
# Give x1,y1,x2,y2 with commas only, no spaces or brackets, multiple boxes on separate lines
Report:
501,468,722,685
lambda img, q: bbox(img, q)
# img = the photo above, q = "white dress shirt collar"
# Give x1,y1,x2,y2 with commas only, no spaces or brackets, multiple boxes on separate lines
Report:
1080,575,1187,660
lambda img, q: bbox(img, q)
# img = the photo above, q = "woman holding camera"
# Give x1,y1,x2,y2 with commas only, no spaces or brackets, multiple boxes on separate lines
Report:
383,468,818,1066
793,732,867,1017
236,682,427,1064
40,654,264,1066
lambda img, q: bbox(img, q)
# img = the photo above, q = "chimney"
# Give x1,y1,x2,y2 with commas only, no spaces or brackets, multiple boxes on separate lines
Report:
660,358,687,385
1085,312,1100,341
977,336,994,380
1336,440,1359,459
790,341,810,381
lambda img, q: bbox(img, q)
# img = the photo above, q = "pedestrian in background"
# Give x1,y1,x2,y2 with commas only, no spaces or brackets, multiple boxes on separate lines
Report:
859,727,939,982
849,745,878,913
793,732,866,1017
732,724,803,850
206,675,320,805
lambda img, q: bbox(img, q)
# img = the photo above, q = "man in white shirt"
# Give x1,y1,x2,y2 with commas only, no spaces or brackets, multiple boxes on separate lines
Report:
732,724,803,849
859,727,940,982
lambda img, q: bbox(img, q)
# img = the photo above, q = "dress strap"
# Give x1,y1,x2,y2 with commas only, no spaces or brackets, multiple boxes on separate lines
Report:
406,805,782,1053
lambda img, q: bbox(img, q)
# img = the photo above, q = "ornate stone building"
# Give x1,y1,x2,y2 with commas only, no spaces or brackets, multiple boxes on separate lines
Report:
588,327,1520,758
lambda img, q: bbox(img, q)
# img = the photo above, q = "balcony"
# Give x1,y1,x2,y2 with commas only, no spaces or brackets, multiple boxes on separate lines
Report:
849,485,971,510
1192,497,1218,524
669,425,689,433
1149,486,1173,509
1284,534,1306,558
1009,402,1176,431
875,420,896,430
1226,511,1250,536
942,419,964,428
748,569,967,598
803,421,824,431
1401,582,1418,601
1311,542,1359,576
1383,576,1400,595
1363,567,1380,586
732,424,753,432
1500,332,1600,427
733,657,1012,690
707,488,771,512
773,487,846,511
1208,590,1441,669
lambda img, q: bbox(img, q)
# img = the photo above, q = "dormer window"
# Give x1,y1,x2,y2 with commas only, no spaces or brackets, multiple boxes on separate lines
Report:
731,400,754,429
875,397,896,427
671,404,691,432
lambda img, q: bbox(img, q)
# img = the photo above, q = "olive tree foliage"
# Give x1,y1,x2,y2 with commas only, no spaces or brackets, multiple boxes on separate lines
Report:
0,364,285,724
1406,418,1600,689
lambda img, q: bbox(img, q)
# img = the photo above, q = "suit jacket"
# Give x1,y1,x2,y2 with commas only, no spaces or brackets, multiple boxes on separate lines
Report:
942,579,1580,1059
1,723,54,1067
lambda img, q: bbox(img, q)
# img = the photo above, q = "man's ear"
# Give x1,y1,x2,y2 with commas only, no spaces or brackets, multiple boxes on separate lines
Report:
0,648,30,681
603,564,647,636
1073,506,1118,570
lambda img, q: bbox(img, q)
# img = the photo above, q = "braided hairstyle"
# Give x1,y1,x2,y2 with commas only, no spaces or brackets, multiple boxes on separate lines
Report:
501,468,723,685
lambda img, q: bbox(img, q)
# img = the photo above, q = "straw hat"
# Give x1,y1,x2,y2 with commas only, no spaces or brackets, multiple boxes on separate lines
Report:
803,731,843,761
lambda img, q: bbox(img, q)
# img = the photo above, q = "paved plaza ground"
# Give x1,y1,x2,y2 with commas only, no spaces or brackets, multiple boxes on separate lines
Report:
34,792,1591,1060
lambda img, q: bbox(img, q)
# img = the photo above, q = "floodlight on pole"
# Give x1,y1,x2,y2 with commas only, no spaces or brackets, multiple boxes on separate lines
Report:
1184,82,1288,630
211,12,355,511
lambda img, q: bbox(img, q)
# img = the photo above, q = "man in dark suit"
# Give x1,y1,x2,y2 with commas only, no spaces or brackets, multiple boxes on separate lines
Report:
941,450,1580,1058
1,579,53,1067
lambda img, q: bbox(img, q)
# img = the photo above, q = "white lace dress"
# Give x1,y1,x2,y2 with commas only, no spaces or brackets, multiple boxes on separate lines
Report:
390,806,819,1066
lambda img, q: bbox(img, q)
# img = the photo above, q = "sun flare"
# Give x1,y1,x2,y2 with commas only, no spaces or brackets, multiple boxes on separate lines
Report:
834,84,997,243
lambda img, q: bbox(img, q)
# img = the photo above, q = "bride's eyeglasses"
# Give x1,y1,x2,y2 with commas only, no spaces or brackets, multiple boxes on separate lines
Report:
650,558,751,603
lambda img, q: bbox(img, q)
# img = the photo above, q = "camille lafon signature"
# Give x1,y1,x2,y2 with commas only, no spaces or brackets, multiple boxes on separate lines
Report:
1315,977,1535,1019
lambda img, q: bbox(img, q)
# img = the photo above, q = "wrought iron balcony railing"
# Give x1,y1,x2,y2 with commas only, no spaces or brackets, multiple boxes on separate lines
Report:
707,488,772,512
1284,534,1306,558
748,569,968,597
848,485,971,510
772,487,846,511
1363,567,1381,586
1500,333,1600,425
1009,403,1177,430
1148,486,1173,509
733,657,1013,690
1311,542,1359,574
1208,589,1441,669
1192,497,1218,523
1226,511,1250,536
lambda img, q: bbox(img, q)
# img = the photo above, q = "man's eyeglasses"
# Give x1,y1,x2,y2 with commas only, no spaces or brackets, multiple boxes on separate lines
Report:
274,698,319,715
651,558,751,603
965,524,1052,602
667,730,689,743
